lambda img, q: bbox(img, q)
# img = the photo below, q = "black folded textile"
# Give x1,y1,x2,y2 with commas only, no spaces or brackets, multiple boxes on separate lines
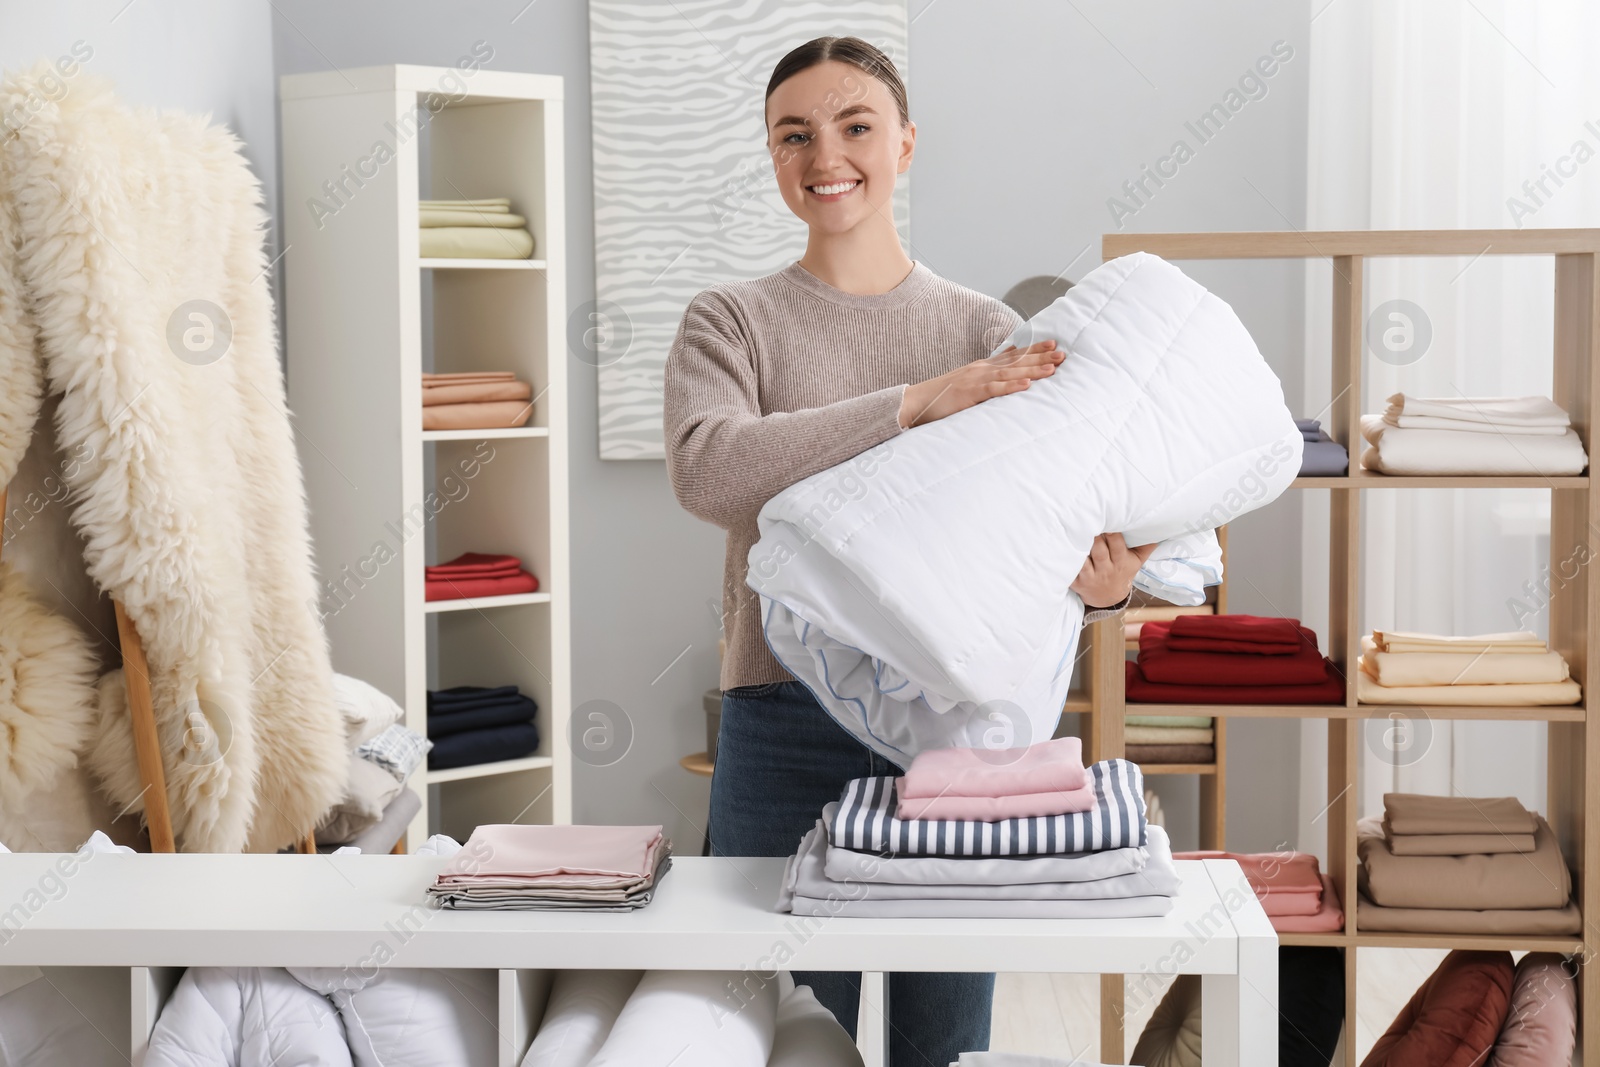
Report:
428,685,521,713
428,722,541,770
428,696,538,738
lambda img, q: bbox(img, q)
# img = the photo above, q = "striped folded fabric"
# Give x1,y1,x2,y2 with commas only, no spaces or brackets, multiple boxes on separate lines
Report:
827,759,1146,857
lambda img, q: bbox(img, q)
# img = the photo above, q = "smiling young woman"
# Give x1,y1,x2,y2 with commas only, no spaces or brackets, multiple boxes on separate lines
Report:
661,35,1145,1064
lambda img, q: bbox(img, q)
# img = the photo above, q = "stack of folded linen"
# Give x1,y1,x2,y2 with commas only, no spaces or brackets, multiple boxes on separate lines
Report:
1172,847,1344,934
778,747,1182,919
1356,628,1580,706
1297,416,1348,476
426,684,541,770
1360,393,1587,476
1356,793,1579,935
1124,713,1215,765
425,551,541,601
419,197,535,259
426,823,670,911
422,371,535,430
1126,615,1345,705
315,673,427,849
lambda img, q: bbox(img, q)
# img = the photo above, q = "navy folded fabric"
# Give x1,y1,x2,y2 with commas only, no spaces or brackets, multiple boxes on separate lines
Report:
427,722,542,770
428,685,520,712
428,694,536,716
428,696,538,738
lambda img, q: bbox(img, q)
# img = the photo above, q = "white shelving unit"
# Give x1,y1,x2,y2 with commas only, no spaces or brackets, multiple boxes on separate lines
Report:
280,65,571,851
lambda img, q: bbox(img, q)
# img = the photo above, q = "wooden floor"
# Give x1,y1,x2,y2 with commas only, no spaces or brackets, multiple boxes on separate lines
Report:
990,947,1579,1064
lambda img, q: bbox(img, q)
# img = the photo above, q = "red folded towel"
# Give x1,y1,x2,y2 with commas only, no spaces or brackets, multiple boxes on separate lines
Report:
1138,621,1327,685
1164,613,1304,654
425,571,541,602
1126,660,1346,704
427,552,524,578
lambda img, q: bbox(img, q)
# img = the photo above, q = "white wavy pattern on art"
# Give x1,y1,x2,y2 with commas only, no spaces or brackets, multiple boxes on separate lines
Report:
590,0,910,460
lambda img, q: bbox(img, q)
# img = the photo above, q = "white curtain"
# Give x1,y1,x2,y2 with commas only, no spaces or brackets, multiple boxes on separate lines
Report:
1297,0,1600,849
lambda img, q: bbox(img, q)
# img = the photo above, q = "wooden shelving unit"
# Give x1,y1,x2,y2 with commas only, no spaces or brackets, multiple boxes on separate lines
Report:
280,65,572,852
1080,228,1600,1065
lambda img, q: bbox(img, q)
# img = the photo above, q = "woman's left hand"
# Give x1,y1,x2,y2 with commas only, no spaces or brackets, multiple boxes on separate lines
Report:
1071,532,1158,608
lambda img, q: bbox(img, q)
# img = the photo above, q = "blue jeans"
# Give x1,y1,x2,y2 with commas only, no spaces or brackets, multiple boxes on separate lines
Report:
708,679,994,1067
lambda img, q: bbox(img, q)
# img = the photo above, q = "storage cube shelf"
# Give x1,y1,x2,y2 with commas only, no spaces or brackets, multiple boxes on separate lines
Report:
1081,228,1600,1065
281,64,572,852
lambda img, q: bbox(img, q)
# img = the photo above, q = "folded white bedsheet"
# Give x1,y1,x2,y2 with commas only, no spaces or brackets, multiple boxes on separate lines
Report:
1384,393,1571,428
749,252,1299,763
1360,415,1588,476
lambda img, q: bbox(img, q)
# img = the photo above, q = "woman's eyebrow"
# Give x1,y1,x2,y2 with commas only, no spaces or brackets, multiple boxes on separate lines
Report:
771,104,878,130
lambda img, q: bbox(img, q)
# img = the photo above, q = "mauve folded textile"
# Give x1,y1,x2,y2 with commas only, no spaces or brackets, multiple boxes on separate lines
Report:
422,371,517,381
1270,875,1345,933
1382,792,1535,836
424,571,540,602
1173,848,1324,916
438,823,664,881
1355,893,1581,936
427,551,524,576
428,684,518,707
422,380,532,406
422,400,533,431
427,722,540,769
1126,660,1345,704
427,697,537,738
1125,743,1215,764
898,735,1087,799
1299,439,1349,476
1138,621,1328,685
892,780,1096,821
1358,816,1569,911
1167,613,1304,648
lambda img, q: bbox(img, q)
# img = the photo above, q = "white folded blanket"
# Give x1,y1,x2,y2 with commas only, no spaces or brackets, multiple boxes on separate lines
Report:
1384,392,1571,428
749,252,1299,763
1361,415,1587,476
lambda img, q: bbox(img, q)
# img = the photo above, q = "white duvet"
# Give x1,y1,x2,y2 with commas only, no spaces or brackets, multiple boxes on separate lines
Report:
748,252,1300,764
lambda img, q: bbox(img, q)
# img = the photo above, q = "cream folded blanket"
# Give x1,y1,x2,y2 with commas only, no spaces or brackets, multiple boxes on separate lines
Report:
420,226,534,259
1360,635,1570,686
1124,724,1214,745
1356,658,1580,705
1384,392,1572,428
420,197,511,209
1382,412,1568,435
1125,714,1213,727
1372,629,1546,654
419,208,528,228
1360,415,1588,476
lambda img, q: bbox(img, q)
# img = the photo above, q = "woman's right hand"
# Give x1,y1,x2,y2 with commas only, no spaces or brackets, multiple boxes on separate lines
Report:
897,339,1064,429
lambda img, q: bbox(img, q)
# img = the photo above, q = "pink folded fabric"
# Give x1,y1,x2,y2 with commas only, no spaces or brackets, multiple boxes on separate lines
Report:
899,736,1087,800
893,780,1097,820
436,823,663,884
423,380,532,406
423,400,534,430
1270,875,1345,933
1173,848,1325,915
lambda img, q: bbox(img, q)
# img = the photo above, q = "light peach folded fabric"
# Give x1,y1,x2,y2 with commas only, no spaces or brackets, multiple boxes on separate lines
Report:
1382,792,1536,836
1360,636,1570,687
1356,659,1581,706
893,781,1096,821
1371,629,1547,655
898,735,1086,799
422,380,532,406
422,400,533,431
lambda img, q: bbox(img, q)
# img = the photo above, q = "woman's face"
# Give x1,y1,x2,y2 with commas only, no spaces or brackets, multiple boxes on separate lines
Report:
765,60,914,235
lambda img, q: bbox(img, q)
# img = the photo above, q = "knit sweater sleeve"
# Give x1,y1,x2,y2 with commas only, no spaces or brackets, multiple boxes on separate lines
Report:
663,291,907,529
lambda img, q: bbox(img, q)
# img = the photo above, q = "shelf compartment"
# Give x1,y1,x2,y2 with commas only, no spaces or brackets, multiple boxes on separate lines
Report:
421,258,547,270
1123,702,1586,721
424,427,549,442
427,754,553,784
425,592,551,613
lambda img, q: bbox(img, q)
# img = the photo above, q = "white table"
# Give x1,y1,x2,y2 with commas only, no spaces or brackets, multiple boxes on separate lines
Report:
0,852,1277,1065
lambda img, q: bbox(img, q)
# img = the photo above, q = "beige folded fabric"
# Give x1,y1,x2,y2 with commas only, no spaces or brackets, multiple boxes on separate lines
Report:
419,208,528,228
1360,635,1570,686
422,371,517,382
420,197,511,209
1356,659,1580,705
1355,892,1581,936
422,400,534,431
1358,815,1569,910
420,226,535,259
1372,629,1547,654
1383,826,1534,855
1124,725,1214,745
1383,792,1536,836
1125,715,1214,727
423,380,532,406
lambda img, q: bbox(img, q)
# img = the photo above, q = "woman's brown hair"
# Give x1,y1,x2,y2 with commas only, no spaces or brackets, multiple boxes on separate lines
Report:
765,36,910,128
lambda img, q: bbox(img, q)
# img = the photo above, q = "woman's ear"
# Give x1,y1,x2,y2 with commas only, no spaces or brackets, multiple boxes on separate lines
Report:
897,119,916,174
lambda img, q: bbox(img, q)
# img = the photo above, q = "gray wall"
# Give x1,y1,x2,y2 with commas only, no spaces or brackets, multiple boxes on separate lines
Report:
3,0,1311,856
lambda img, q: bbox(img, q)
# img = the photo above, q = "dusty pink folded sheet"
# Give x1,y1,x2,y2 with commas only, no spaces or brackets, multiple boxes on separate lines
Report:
1270,875,1345,933
422,400,534,430
423,380,532,406
436,823,663,886
898,736,1087,799
893,781,1097,820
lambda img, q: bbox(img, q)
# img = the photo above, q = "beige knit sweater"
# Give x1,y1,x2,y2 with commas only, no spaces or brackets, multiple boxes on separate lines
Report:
663,259,1127,693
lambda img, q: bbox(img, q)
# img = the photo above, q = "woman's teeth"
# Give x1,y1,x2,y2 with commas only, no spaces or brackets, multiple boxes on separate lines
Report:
810,181,858,195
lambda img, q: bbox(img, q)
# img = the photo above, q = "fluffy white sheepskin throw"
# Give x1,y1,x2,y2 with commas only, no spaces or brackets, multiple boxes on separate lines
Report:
0,62,347,852
0,561,99,811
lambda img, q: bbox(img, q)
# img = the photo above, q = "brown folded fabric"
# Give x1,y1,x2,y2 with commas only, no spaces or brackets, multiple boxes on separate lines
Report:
1358,815,1569,910
422,380,532,406
422,400,534,431
1383,822,1535,856
1356,892,1580,936
422,371,517,382
1125,743,1215,764
1383,793,1536,836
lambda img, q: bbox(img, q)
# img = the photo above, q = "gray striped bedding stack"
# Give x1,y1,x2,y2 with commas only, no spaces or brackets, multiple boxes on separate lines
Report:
776,758,1184,918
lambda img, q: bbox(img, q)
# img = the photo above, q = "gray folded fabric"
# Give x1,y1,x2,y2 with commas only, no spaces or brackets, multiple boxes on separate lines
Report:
1299,439,1349,476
